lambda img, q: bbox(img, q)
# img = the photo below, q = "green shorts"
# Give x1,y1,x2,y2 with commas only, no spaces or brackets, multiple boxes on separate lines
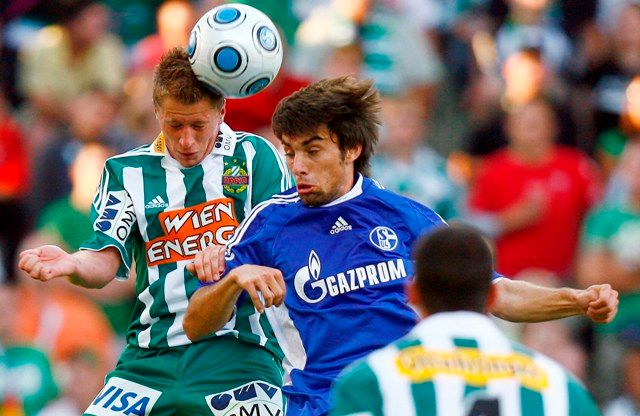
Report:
84,336,285,416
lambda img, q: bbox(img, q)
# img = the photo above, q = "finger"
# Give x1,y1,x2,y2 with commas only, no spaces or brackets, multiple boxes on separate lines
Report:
217,247,226,278
194,253,206,282
19,249,38,259
202,248,216,283
29,262,44,281
245,285,264,314
186,262,195,274
21,255,40,274
256,278,274,309
269,272,285,306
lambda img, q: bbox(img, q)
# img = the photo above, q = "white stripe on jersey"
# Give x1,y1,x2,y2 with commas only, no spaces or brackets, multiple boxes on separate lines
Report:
265,303,307,385
261,136,292,191
225,193,300,257
539,354,569,416
249,308,268,347
166,259,192,347
368,347,416,416
162,158,186,210
123,166,160,348
200,152,225,202
242,140,256,216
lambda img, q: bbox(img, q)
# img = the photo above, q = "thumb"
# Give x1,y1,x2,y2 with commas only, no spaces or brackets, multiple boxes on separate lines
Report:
186,263,195,274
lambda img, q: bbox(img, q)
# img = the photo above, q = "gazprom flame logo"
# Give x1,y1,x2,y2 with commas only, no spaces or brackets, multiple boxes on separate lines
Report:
294,250,326,303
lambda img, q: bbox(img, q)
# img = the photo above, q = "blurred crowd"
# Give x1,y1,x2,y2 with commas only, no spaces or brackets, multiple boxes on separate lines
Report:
1,0,640,414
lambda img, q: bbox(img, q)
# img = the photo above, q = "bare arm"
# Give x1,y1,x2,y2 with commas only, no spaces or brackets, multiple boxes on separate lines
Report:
19,245,121,289
184,264,285,342
491,278,618,323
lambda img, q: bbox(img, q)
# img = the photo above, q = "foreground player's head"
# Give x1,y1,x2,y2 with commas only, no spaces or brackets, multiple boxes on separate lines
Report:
272,76,381,206
153,47,225,168
409,225,495,316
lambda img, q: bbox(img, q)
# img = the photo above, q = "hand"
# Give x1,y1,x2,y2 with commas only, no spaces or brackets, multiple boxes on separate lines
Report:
230,265,286,314
18,245,76,282
186,244,226,283
577,284,619,324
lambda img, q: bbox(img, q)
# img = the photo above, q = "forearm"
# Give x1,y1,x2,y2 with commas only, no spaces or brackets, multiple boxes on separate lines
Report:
68,249,119,289
491,278,583,322
183,277,242,341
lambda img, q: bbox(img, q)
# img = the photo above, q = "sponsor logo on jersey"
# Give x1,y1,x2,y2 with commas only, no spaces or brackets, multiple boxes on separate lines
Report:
396,347,549,391
85,377,161,416
369,226,398,251
145,195,169,209
294,250,407,303
330,216,352,234
145,198,239,267
222,160,249,194
212,124,237,156
205,381,283,416
95,191,136,245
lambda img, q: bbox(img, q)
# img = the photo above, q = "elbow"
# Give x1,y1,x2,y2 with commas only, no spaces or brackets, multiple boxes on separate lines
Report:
183,310,205,342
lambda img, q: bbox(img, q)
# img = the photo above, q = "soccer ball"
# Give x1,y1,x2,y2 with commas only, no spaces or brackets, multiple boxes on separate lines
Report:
188,4,283,98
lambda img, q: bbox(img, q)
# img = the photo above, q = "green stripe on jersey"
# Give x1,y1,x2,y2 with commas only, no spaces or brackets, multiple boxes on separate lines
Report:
81,129,291,352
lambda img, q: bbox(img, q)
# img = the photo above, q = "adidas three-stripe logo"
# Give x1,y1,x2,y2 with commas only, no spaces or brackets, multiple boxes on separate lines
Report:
330,216,352,234
145,195,169,209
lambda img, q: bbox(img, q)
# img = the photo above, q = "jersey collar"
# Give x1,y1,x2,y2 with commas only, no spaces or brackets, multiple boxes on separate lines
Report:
320,173,365,207
151,123,238,168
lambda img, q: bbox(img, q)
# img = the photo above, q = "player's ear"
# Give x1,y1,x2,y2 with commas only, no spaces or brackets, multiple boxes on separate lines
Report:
219,99,226,123
345,145,362,163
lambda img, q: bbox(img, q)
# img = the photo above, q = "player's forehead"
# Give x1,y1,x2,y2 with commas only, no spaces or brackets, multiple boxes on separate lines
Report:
280,125,336,148
159,97,218,121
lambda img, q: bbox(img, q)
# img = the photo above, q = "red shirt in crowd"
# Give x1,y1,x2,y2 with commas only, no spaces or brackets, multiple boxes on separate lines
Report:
470,146,601,279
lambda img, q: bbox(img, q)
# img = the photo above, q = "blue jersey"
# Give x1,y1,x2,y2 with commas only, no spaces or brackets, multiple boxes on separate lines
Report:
216,175,452,415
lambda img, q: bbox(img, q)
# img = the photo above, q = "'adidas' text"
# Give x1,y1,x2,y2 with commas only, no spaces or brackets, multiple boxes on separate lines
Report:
330,217,352,234
145,196,169,209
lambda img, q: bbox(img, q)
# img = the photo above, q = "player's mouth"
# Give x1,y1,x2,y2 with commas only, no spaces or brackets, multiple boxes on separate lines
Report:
296,183,316,194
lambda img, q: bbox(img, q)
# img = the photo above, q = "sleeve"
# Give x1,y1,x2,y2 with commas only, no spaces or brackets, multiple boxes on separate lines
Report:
199,202,277,288
80,160,138,280
567,376,601,416
248,136,293,207
331,360,384,416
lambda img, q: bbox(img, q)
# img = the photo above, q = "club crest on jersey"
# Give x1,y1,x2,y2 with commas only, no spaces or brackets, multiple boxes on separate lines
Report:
369,226,398,251
294,250,407,303
222,160,249,194
85,377,161,416
205,381,283,416
145,198,239,266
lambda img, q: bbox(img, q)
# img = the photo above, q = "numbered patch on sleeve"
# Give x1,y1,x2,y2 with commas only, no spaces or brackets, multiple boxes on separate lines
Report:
84,377,162,416
205,380,283,416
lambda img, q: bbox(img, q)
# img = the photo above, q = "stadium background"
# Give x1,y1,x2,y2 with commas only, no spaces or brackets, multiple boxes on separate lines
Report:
1,0,639,414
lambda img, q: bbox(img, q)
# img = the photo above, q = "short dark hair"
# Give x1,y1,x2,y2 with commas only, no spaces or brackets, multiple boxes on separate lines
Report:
413,225,493,314
271,76,381,176
153,47,224,109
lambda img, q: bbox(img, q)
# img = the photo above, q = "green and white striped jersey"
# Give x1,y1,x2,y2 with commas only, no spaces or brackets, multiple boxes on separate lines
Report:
81,123,292,352
331,312,600,416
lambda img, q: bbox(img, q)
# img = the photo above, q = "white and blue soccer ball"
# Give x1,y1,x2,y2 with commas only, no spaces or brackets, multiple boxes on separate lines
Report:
188,4,283,98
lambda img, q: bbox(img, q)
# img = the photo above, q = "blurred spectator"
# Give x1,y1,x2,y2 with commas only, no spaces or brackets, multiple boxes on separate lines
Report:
0,282,59,416
9,273,116,375
495,0,573,74
579,1,640,140
371,93,464,220
595,76,640,182
577,140,640,402
29,88,126,218
0,93,30,283
38,349,105,416
29,142,136,337
17,0,125,141
468,98,601,281
603,324,640,416
128,0,196,75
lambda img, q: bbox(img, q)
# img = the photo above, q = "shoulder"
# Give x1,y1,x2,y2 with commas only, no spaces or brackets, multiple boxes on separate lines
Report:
104,144,157,168
365,179,445,225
